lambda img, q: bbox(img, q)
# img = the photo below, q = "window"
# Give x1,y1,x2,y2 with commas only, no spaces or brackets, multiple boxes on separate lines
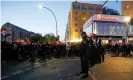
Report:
75,23,78,26
80,5,83,10
92,6,95,11
88,6,91,10
73,5,80,10
75,17,78,21
75,29,78,32
82,11,86,15
75,11,78,14
84,6,87,10
90,12,93,16
73,5,76,9
77,5,80,10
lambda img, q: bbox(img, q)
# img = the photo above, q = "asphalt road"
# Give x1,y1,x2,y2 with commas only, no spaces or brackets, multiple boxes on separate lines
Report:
2,54,133,80
1,58,92,80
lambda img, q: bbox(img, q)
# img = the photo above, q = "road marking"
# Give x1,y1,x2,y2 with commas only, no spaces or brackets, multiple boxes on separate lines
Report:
25,67,33,70
1,75,10,79
67,59,80,60
11,70,22,75
68,77,71,79
88,71,97,80
1,62,46,80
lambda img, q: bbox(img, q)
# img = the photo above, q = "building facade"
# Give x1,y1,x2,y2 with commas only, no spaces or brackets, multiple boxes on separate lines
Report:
65,1,102,42
122,1,133,18
83,14,133,44
122,1,133,43
1,22,38,43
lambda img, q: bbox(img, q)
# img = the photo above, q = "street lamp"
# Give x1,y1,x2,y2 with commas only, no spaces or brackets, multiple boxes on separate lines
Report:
38,4,58,39
124,16,131,43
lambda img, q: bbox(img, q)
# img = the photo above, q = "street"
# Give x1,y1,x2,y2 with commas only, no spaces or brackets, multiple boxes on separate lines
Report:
1,57,93,80
90,54,133,80
2,54,133,80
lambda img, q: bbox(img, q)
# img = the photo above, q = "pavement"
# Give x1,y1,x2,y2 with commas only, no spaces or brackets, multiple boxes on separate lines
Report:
89,54,133,80
1,58,93,80
1,53,133,80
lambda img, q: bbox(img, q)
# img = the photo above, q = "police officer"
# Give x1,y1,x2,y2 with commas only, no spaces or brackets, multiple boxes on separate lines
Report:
77,32,90,78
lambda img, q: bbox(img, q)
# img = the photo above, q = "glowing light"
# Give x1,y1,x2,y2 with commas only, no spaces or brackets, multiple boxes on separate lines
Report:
38,4,43,9
119,40,122,43
124,16,131,22
70,39,82,42
105,40,108,44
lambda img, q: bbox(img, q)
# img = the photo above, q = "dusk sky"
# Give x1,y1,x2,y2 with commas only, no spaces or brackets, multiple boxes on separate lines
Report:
1,0,121,41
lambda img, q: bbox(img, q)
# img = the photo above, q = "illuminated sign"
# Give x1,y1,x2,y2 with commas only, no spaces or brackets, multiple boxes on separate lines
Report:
96,14,117,21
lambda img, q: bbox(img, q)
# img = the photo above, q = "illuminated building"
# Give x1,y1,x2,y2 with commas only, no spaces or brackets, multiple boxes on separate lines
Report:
122,1,133,43
65,1,102,42
122,1,133,18
83,14,132,44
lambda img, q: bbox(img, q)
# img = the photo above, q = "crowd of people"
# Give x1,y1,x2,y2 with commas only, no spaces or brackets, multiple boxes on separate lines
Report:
1,41,67,63
1,32,133,78
104,42,133,57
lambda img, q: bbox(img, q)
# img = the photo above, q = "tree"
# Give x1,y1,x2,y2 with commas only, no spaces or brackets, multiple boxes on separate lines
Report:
30,33,58,44
102,6,120,15
30,35,43,43
44,33,57,44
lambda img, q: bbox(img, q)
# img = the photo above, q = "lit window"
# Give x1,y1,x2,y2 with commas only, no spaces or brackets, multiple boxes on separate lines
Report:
75,29,78,32
75,23,78,26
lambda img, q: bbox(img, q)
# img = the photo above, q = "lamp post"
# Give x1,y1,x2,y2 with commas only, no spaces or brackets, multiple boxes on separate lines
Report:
124,16,131,43
38,4,58,40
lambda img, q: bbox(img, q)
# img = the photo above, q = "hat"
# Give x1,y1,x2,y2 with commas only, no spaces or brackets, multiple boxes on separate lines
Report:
81,32,87,36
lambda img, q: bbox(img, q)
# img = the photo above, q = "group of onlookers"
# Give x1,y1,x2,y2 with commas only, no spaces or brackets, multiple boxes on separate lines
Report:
104,43,133,57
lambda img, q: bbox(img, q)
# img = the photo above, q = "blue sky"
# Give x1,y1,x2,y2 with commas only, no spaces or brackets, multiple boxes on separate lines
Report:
1,1,121,41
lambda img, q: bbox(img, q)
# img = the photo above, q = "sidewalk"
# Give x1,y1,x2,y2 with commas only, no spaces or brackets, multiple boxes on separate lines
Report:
89,55,133,80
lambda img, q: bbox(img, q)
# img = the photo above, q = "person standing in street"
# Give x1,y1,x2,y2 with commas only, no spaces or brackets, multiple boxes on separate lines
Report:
77,32,90,78
97,39,104,62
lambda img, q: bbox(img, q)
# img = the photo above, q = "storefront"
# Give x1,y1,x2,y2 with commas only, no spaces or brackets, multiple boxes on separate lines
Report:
128,25,133,43
83,14,132,43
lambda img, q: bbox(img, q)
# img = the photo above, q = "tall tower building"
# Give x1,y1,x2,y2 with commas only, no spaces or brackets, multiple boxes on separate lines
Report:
66,1,102,42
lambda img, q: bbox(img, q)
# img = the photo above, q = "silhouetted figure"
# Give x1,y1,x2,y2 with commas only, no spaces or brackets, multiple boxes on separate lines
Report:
77,32,90,78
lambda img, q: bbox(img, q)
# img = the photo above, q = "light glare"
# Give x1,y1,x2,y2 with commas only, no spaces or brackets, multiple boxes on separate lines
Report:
38,4,43,9
124,16,131,22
